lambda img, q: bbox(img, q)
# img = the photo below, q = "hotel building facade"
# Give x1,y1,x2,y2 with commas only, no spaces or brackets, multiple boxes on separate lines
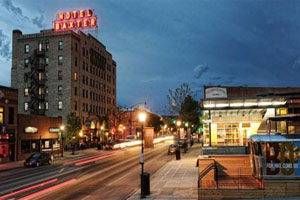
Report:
11,29,117,136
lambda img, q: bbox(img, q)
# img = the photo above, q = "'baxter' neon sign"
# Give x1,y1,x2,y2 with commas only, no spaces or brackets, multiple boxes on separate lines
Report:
54,9,97,31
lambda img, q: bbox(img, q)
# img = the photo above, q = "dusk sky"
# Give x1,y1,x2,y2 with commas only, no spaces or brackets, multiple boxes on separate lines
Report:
1,0,300,114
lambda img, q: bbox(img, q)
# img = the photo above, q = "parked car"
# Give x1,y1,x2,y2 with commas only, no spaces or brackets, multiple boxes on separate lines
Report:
168,144,177,155
24,152,52,167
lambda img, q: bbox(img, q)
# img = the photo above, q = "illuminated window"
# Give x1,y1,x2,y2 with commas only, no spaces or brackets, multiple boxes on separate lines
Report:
45,57,49,65
38,42,42,51
58,41,63,50
58,101,63,110
25,44,29,53
58,71,62,80
74,72,77,81
38,87,44,95
24,88,29,96
45,102,49,110
24,58,29,68
38,72,42,81
45,40,49,51
0,107,3,124
24,102,28,111
58,56,63,65
38,102,44,110
58,85,62,95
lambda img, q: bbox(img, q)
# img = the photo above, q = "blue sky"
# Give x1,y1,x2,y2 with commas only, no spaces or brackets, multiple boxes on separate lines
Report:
1,0,300,114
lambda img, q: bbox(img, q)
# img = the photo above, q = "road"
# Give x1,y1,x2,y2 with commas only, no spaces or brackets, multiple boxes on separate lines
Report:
0,141,173,200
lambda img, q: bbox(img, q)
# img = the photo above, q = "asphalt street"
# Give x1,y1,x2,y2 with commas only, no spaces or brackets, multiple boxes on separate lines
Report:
0,141,173,200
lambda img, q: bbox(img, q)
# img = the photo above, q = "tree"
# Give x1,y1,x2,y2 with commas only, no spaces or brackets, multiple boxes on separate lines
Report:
148,113,164,135
179,95,200,132
65,112,82,155
166,82,195,115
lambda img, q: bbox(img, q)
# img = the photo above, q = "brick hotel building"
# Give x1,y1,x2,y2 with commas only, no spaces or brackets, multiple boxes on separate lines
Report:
11,29,117,133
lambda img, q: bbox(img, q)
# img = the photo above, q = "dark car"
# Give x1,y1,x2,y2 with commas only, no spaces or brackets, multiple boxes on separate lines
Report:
168,144,177,155
24,152,52,167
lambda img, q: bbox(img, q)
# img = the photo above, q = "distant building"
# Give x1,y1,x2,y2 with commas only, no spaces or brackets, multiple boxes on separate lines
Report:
0,86,18,162
201,86,300,148
11,29,117,143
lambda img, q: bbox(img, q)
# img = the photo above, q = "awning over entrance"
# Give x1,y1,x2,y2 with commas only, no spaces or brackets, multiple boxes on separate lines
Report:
201,97,286,110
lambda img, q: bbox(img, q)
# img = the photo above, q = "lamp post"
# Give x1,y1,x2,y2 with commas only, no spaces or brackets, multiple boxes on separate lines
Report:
176,120,181,160
60,125,64,157
101,125,104,147
139,112,149,198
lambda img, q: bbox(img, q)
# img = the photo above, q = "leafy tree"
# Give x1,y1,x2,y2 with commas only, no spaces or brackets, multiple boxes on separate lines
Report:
148,113,164,134
179,95,200,132
65,112,82,155
166,82,194,115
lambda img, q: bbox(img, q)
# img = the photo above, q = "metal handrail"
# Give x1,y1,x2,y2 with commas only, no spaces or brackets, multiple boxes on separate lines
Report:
198,163,216,188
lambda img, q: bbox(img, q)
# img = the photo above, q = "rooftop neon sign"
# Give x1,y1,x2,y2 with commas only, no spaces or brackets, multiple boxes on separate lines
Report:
54,9,97,31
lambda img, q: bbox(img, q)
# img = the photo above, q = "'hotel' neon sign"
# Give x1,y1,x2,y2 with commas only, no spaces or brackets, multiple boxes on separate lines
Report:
54,9,97,31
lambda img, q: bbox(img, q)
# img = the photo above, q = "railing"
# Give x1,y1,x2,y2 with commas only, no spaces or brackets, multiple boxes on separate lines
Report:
198,162,217,189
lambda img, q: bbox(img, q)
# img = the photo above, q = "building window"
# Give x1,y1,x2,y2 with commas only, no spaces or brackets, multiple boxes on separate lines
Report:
38,102,44,110
58,101,63,110
8,107,14,124
24,88,29,96
74,72,77,81
38,42,42,51
24,58,29,68
58,56,63,65
0,107,3,124
25,44,29,53
58,85,62,95
45,57,49,65
82,89,85,98
75,43,78,52
45,102,49,110
74,87,77,96
83,47,85,56
82,75,85,84
75,57,78,67
58,71,62,80
75,101,77,111
24,73,28,83
45,40,49,51
58,41,63,50
24,102,28,111
38,87,44,96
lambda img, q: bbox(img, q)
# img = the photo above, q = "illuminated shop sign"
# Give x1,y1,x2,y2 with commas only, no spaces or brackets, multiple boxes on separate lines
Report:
54,9,97,31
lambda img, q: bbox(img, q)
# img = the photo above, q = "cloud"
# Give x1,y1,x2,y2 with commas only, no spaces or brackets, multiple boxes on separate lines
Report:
0,30,11,61
32,15,44,29
1,0,23,16
1,0,45,28
292,57,300,70
194,64,209,79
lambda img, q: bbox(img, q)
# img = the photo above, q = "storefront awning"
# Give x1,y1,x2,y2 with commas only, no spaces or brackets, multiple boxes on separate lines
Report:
201,97,286,110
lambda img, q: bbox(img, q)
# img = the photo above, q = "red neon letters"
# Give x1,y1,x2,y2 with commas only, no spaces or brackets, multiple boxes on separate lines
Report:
54,9,97,31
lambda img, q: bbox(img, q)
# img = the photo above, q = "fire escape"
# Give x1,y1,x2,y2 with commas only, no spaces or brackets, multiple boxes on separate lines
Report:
28,49,46,115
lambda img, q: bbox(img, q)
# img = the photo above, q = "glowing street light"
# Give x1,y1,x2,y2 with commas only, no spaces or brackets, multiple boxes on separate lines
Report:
139,111,149,197
185,122,189,127
60,125,65,157
176,120,181,160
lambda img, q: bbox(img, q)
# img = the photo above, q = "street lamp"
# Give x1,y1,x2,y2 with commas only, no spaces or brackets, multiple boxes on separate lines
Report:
139,112,149,198
60,125,64,157
176,120,181,160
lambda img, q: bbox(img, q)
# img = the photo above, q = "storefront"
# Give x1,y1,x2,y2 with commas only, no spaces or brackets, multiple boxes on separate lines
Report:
0,86,18,163
201,86,300,147
18,114,62,160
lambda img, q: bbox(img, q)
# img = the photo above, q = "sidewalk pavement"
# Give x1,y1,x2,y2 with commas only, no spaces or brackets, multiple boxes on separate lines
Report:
128,143,202,200
0,147,105,172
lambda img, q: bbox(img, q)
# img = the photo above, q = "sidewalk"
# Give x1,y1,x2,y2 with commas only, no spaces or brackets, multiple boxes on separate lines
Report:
0,147,104,172
128,143,202,200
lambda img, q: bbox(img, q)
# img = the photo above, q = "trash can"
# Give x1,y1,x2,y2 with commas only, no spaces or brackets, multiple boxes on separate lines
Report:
176,149,181,160
141,172,150,196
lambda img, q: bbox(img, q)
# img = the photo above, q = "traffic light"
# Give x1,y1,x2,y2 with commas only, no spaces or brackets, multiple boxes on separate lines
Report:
172,120,176,124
